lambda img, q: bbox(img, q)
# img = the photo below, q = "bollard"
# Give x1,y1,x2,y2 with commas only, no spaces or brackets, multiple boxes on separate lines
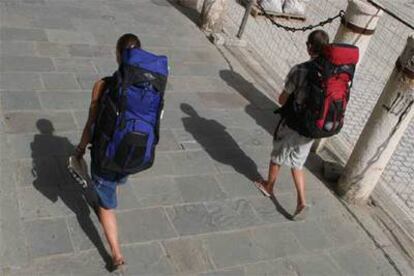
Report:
312,0,383,153
199,0,228,33
337,33,414,204
237,0,255,39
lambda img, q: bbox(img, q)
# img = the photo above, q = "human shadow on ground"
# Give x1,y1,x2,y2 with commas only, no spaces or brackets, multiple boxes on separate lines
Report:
165,0,200,25
220,69,278,135
181,104,291,218
30,119,112,270
180,103,262,181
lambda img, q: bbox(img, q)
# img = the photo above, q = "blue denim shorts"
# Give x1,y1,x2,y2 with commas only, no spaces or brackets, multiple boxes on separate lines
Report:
91,166,128,209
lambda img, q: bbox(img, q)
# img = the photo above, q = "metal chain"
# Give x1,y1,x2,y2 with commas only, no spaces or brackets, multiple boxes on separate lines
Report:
257,2,345,32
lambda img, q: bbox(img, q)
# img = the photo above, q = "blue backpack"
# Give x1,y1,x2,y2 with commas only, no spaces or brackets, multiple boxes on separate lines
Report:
91,48,168,175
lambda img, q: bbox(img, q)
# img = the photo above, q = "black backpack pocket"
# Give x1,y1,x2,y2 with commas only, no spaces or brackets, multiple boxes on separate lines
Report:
114,131,148,169
97,97,118,137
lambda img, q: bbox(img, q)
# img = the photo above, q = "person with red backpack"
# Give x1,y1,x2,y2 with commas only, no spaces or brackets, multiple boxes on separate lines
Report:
255,30,358,220
73,33,168,270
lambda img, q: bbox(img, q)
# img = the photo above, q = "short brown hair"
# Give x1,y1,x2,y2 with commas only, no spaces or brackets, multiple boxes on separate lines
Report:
116,33,141,57
307,30,329,55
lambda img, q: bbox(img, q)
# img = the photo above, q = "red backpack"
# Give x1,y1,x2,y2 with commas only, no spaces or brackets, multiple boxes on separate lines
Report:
280,43,359,138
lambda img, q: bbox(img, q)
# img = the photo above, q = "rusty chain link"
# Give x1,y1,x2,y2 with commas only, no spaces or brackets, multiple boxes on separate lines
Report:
256,2,345,32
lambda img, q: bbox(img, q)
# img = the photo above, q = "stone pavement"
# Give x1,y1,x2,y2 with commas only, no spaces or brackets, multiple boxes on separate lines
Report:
0,0,403,275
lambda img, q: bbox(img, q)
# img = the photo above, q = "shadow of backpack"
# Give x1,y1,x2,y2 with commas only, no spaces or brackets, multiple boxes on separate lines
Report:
92,48,168,175
279,43,359,138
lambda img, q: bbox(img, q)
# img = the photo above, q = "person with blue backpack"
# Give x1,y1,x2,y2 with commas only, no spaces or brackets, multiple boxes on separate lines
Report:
74,33,168,270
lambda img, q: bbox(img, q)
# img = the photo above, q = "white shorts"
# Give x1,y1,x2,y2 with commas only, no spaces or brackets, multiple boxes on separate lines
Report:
271,116,314,169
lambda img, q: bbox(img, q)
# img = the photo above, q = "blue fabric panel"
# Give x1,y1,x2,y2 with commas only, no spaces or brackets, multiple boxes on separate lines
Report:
122,48,168,77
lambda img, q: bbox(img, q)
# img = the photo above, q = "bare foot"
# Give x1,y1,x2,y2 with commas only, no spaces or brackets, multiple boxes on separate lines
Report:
112,256,126,272
293,205,309,221
254,180,273,197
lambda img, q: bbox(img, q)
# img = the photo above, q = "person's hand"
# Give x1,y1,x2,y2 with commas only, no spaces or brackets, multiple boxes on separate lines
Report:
75,144,86,159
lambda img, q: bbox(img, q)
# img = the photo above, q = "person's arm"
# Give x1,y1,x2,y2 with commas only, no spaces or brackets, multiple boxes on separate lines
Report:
75,80,106,158
278,90,290,106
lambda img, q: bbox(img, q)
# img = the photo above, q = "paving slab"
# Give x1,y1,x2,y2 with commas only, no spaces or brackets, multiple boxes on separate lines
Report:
24,217,74,258
0,27,47,42
163,237,213,274
0,91,41,111
203,230,265,269
41,72,80,90
117,207,177,244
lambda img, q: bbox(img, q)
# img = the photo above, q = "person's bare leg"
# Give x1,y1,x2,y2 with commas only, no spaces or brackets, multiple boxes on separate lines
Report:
291,168,306,213
98,207,124,265
258,161,281,195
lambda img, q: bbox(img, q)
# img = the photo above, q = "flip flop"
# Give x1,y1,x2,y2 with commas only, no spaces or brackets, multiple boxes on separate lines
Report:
68,155,90,188
254,181,271,197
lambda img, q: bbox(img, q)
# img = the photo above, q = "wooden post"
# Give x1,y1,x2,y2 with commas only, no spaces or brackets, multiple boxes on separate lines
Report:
337,33,414,203
312,0,383,153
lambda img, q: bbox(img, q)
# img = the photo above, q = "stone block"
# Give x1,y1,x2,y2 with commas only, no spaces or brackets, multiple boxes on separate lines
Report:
53,58,96,73
0,164,29,267
0,41,36,56
0,72,43,90
3,111,76,133
163,237,213,273
203,231,265,268
116,182,139,210
287,254,346,276
35,250,108,276
200,267,246,276
215,172,262,198
75,73,100,90
204,199,263,230
35,42,70,57
120,242,174,275
157,129,181,152
92,58,117,74
175,175,227,203
287,221,335,252
248,197,291,224
17,186,85,219
68,44,114,58
329,246,387,276
198,92,249,109
166,203,217,236
0,56,54,72
244,259,297,276
66,211,106,252
250,225,304,259
169,150,217,176
24,218,73,258
39,92,90,110
0,91,41,111
319,216,367,247
32,16,74,30
42,73,80,90
117,207,176,243
0,27,47,41
130,176,184,207
46,30,95,44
